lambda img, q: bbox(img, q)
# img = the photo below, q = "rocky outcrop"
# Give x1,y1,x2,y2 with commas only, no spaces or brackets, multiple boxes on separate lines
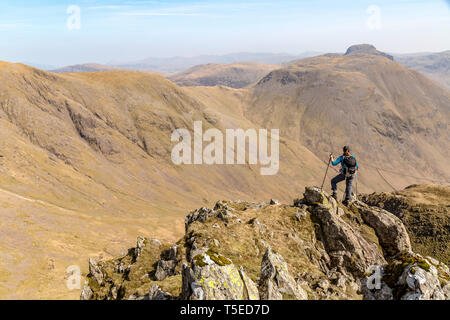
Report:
362,252,450,300
352,201,411,257
182,250,258,300
81,187,449,301
361,184,450,265
259,248,308,300
304,187,386,277
155,245,179,281
345,44,394,61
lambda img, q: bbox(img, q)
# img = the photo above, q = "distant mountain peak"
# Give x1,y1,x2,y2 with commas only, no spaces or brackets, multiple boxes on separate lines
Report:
345,44,394,61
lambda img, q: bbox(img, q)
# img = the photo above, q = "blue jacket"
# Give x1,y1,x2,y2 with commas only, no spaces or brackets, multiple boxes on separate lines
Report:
332,155,359,172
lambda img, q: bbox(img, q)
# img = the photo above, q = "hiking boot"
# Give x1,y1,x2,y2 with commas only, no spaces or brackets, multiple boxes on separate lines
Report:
331,192,338,201
342,199,350,206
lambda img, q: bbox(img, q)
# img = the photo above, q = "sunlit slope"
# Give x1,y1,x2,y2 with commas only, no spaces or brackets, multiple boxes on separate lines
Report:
0,62,327,299
245,54,450,191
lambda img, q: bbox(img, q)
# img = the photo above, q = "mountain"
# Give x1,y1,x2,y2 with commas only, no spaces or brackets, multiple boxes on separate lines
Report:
0,61,326,299
245,48,450,191
168,62,280,88
0,44,449,299
80,186,450,300
395,51,450,89
113,52,321,73
50,63,130,73
345,44,394,61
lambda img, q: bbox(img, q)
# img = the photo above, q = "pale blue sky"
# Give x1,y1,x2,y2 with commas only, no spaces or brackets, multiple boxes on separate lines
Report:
0,0,449,66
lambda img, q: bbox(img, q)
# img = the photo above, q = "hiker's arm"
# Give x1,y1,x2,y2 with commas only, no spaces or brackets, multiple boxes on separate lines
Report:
331,156,341,166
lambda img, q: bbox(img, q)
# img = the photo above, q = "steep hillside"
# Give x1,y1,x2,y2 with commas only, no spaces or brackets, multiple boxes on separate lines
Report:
0,61,326,299
80,187,450,300
396,51,450,89
168,62,279,88
245,51,450,191
362,184,450,264
1,44,449,300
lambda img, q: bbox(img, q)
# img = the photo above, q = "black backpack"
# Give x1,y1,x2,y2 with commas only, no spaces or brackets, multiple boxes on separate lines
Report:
343,155,357,175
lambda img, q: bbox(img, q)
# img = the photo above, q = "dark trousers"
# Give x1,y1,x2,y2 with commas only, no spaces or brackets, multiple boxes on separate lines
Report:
331,173,355,201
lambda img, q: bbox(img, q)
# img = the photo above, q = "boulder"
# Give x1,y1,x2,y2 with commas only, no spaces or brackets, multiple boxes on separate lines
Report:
88,258,104,286
182,251,257,300
80,281,93,300
148,285,172,300
269,199,280,205
352,201,412,257
311,201,385,276
155,246,179,281
362,252,450,300
259,248,308,300
135,236,146,260
304,187,329,206
185,207,218,231
239,267,260,300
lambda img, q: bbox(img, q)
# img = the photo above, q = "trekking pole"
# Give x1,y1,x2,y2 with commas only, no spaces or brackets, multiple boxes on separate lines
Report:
320,153,332,191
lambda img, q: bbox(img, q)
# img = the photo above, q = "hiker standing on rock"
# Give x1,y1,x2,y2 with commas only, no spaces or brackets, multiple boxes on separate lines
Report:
330,146,358,205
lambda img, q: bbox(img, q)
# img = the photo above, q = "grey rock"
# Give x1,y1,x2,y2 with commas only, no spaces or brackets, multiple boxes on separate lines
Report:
259,248,308,300
135,236,146,260
148,285,172,300
353,201,412,257
80,281,93,300
88,258,104,286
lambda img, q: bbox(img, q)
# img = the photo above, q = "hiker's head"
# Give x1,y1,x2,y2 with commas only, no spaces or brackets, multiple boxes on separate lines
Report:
343,146,351,156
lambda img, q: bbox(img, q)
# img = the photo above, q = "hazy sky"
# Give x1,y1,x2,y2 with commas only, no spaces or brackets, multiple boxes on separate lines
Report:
0,0,449,66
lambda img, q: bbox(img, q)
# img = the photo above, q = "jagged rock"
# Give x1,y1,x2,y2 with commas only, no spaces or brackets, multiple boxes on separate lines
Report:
107,286,118,300
316,279,330,291
361,280,394,300
353,201,412,257
334,274,347,291
249,218,266,234
293,198,306,207
114,262,127,274
80,281,93,300
185,207,217,231
295,210,307,221
362,252,450,300
148,285,172,300
135,236,146,260
304,187,329,206
182,251,256,300
259,248,308,300
239,267,260,300
214,200,230,211
270,199,280,205
89,257,104,285
155,245,179,281
309,193,386,276
80,186,449,301
155,260,177,281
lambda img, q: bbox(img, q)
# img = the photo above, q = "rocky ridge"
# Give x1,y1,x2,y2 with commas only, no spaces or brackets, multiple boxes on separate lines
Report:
81,187,449,300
